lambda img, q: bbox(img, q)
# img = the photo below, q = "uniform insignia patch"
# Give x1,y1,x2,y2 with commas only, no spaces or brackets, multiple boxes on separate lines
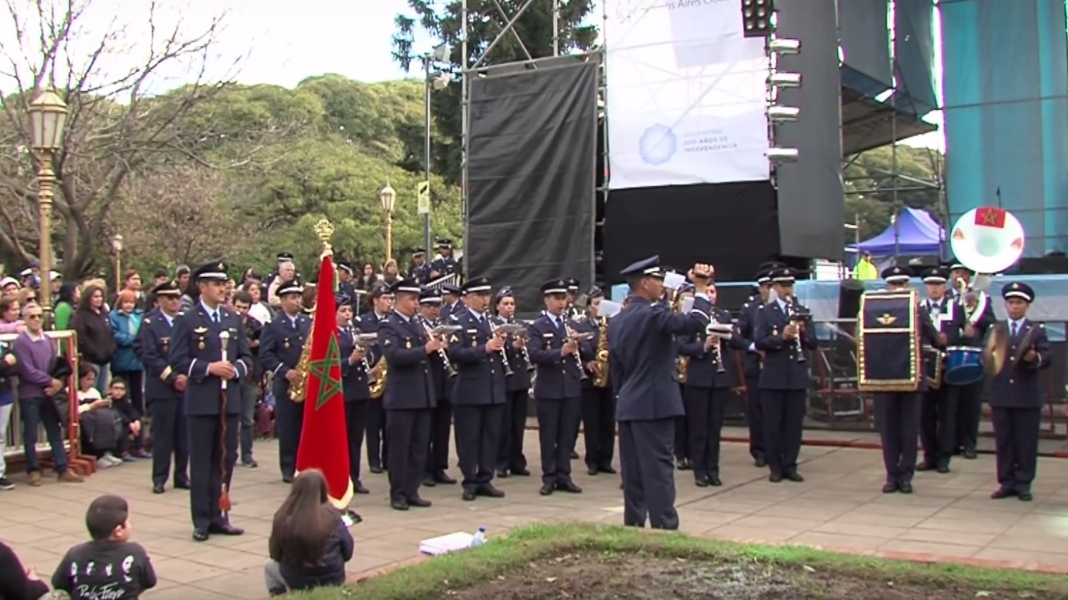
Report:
194,327,207,334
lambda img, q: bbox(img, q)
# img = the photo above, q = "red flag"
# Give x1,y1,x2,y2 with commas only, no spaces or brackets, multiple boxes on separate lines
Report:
975,206,1006,228
296,256,353,509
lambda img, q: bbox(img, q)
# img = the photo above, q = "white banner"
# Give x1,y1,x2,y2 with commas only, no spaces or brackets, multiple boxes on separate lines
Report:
605,0,770,190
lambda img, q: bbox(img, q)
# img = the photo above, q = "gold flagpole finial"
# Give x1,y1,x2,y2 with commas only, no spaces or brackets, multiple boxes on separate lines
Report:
314,219,335,258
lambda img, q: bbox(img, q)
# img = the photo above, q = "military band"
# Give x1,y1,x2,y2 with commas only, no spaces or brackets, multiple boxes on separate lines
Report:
948,262,997,458
153,251,1056,533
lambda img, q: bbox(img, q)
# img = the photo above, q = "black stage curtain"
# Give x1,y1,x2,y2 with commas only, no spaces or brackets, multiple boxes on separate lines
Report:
466,61,598,310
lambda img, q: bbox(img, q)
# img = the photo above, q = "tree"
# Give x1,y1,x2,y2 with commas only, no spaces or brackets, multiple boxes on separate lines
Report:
391,0,598,183
843,144,944,244
0,0,239,277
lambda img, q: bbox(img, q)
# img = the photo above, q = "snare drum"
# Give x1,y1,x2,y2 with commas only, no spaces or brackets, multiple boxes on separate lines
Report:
923,347,944,390
943,346,984,386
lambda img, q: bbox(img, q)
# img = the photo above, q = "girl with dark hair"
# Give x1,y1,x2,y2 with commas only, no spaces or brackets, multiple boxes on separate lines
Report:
70,284,117,393
265,470,354,596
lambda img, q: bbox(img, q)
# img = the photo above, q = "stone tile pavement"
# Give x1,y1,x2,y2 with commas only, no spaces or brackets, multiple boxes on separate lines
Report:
3,426,1068,599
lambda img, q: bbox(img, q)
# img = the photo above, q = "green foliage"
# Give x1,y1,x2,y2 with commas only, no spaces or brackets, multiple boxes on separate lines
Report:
391,0,599,183
844,144,944,245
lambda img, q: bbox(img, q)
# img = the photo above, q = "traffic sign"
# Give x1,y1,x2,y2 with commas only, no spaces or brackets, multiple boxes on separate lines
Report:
417,181,431,214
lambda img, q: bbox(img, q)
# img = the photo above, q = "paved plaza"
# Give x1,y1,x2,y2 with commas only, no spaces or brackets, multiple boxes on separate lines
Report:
3,426,1068,599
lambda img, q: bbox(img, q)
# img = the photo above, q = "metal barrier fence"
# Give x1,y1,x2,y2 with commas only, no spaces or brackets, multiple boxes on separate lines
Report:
1,331,92,470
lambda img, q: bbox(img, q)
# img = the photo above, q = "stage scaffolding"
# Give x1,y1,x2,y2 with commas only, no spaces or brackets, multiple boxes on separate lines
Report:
458,0,609,279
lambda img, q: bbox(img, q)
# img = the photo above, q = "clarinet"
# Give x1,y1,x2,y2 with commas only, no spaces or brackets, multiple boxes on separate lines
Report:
563,319,588,380
423,317,457,377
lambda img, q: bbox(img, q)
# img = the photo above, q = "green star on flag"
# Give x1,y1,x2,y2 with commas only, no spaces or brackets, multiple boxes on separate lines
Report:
306,334,343,411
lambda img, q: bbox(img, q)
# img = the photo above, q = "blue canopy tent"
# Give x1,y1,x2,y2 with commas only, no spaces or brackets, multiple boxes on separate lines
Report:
850,207,945,256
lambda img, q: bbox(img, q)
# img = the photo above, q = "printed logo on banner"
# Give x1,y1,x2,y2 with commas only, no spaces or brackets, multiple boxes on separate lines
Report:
604,0,770,190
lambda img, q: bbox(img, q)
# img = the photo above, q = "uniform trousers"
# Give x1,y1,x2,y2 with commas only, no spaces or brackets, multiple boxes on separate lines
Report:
272,382,303,479
344,400,368,485
453,404,503,491
682,386,728,480
148,397,189,487
535,397,580,486
366,401,388,469
580,385,615,471
991,407,1041,494
874,392,921,484
744,376,765,461
497,391,528,473
919,385,958,468
618,419,678,530
386,409,431,503
427,398,453,476
187,413,239,530
955,380,984,452
760,389,806,476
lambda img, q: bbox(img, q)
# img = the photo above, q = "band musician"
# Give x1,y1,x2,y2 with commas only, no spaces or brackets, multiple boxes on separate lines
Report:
335,293,372,497
574,286,617,477
987,282,1050,502
918,267,965,473
491,287,531,479
862,266,942,494
754,267,817,483
418,287,458,486
948,262,996,458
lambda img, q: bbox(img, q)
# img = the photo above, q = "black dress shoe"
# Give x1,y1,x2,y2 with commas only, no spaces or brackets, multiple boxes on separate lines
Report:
408,497,432,508
785,471,804,483
754,457,767,468
355,482,370,494
510,467,530,477
598,465,617,475
916,462,933,472
539,484,554,496
677,459,692,471
192,528,209,542
242,459,258,468
708,475,723,487
152,484,165,494
208,523,244,536
991,487,1016,499
898,482,914,494
882,482,898,493
477,485,505,498
391,500,410,511
174,480,191,490
370,465,384,474
570,450,579,459
462,489,476,501
434,471,457,484
936,464,950,474
1018,491,1034,502
695,478,709,488
556,481,582,493
423,476,437,486
769,473,783,483
497,469,509,478
282,475,293,484
963,448,978,459
587,467,599,476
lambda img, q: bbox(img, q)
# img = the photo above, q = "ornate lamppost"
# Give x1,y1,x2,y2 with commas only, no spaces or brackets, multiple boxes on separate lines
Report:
379,182,396,263
26,89,69,320
109,234,124,294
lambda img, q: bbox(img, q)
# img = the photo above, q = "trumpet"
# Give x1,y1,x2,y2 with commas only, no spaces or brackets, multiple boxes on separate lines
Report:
424,320,458,378
563,320,594,380
493,322,525,377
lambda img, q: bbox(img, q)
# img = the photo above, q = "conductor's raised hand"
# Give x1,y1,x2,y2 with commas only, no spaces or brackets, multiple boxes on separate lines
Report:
690,263,714,280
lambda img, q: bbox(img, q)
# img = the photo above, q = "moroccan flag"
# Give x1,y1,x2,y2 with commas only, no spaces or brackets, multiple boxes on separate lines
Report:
296,255,353,509
975,206,1007,228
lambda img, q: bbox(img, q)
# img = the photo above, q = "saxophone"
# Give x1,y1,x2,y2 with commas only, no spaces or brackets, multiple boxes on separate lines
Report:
368,356,387,399
592,316,610,388
289,314,315,403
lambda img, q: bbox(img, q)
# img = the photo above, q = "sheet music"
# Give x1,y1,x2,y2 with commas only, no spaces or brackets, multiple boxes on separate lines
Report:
600,300,622,318
663,272,686,290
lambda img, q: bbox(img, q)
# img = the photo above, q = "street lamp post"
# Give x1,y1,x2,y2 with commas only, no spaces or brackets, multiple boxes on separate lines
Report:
379,183,396,263
26,89,69,322
109,234,124,293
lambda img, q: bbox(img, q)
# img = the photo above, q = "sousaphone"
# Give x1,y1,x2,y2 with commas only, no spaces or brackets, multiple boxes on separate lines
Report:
947,206,1026,379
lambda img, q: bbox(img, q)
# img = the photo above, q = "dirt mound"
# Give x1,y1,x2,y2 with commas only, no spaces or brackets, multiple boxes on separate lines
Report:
444,553,1059,600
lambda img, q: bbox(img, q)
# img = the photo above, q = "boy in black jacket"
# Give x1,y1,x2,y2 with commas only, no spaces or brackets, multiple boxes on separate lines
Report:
108,378,150,460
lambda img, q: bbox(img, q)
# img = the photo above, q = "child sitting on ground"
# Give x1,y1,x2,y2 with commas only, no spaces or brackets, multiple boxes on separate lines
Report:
76,365,122,468
107,378,150,460
265,470,354,596
51,494,157,600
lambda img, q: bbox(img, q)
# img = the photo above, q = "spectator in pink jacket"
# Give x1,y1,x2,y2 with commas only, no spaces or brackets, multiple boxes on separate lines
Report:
0,298,24,334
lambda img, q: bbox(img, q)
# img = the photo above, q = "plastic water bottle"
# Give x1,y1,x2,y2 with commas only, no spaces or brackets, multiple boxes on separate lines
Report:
470,526,487,548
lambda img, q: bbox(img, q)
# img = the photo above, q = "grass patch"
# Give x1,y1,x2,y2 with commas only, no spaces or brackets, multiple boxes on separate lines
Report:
290,522,1068,600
